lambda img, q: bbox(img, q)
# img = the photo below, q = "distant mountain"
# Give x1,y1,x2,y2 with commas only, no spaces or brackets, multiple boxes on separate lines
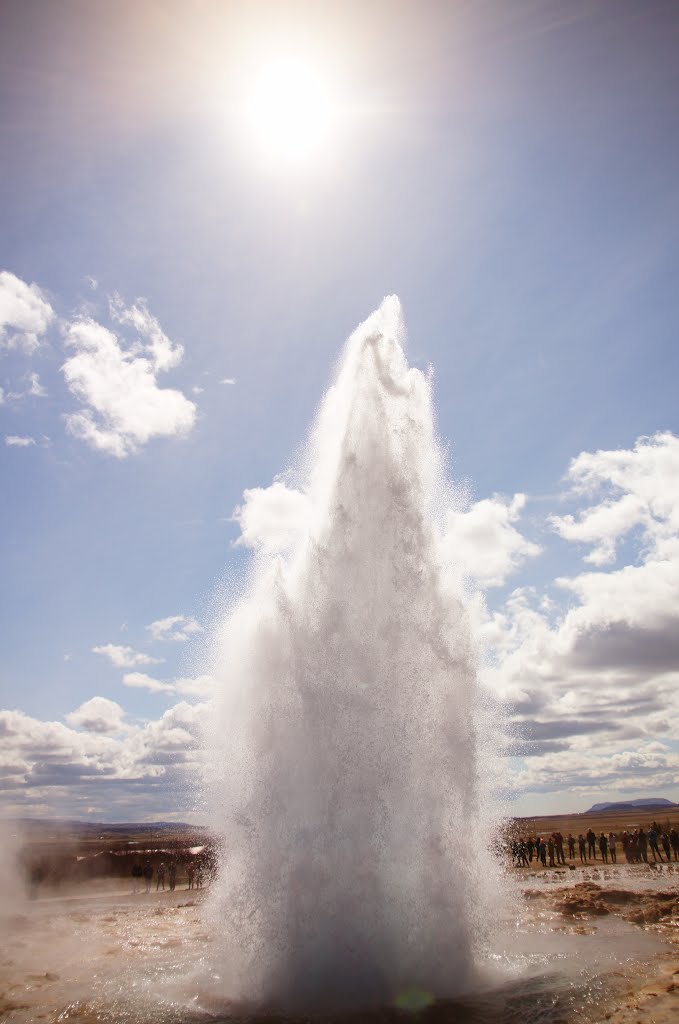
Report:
585,798,678,814
13,818,205,832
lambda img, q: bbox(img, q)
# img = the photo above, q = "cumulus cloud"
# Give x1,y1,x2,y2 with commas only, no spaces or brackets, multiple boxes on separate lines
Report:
233,479,311,552
550,431,679,564
66,697,126,734
5,435,36,447
61,298,196,457
483,432,679,801
92,643,163,669
441,493,541,587
146,615,203,643
0,700,208,818
0,271,55,353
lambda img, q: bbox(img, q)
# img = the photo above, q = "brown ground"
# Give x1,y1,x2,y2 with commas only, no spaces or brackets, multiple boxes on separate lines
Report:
2,815,678,1022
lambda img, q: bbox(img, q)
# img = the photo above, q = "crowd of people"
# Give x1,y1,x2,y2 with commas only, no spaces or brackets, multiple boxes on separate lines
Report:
510,822,679,868
130,851,216,893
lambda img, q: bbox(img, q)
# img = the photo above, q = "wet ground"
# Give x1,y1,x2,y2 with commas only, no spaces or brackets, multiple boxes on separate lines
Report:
1,866,678,1023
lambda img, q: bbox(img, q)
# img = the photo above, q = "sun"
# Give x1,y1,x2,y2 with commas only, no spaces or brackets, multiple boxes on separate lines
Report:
243,57,335,163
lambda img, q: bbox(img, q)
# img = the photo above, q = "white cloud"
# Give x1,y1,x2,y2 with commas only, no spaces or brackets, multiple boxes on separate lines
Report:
441,493,541,587
92,643,163,669
0,271,55,353
482,432,679,800
123,671,214,698
26,371,47,397
550,431,679,564
146,614,203,643
221,377,236,385
0,700,208,818
191,385,204,394
108,294,183,373
3,371,48,402
66,697,126,734
233,479,311,552
5,435,36,447
123,671,176,695
61,299,196,457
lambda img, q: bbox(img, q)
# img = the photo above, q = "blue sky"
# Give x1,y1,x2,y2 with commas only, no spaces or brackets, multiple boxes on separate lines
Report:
2,0,679,820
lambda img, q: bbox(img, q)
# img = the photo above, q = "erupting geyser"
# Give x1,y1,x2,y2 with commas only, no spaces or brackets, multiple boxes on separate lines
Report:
204,297,503,1011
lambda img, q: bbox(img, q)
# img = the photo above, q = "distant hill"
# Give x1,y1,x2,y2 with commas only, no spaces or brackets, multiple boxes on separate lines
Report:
585,798,678,814
13,818,205,833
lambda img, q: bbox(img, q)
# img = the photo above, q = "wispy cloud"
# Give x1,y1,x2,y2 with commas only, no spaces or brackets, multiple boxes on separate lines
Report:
92,643,163,669
123,671,213,697
220,377,236,385
3,371,48,402
5,435,36,447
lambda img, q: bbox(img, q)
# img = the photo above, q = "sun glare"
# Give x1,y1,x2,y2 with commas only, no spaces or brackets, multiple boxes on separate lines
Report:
243,57,335,163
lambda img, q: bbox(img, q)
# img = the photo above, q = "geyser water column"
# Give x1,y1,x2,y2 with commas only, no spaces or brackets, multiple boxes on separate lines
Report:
205,297,501,1011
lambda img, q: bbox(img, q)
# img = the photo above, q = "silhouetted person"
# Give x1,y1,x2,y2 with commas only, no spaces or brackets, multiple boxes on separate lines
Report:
648,827,663,862
598,833,608,864
547,836,555,867
568,834,575,859
132,862,142,893
670,828,679,861
587,829,596,860
578,834,587,863
608,833,617,864
555,832,565,865
169,861,177,892
661,832,671,861
143,860,153,893
539,838,547,867
156,861,166,890
638,828,648,863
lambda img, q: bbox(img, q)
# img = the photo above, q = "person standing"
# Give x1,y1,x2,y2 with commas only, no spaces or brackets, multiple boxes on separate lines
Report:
638,828,648,863
156,861,166,890
539,838,547,867
143,860,153,893
661,832,671,861
670,827,679,861
132,862,142,893
608,833,617,864
567,834,575,859
578,834,587,863
648,827,663,862
168,860,177,892
587,828,597,860
598,833,608,864
547,836,555,867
